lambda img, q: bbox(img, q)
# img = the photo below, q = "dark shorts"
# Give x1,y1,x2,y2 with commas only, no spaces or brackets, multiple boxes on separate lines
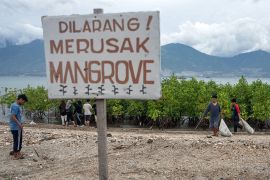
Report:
210,118,219,129
85,115,91,121
67,113,73,122
232,116,240,123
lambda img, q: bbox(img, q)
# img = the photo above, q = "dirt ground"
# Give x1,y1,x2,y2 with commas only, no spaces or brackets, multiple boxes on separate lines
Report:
0,124,269,180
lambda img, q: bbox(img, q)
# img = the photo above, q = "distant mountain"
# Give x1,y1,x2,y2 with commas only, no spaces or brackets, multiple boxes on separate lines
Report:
161,43,270,77
1,40,270,77
0,39,45,76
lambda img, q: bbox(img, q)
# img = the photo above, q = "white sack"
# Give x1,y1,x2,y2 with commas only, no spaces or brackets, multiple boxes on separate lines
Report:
219,119,233,137
241,119,255,134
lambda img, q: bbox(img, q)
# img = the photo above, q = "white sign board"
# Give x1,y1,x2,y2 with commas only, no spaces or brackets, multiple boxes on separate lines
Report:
42,11,160,99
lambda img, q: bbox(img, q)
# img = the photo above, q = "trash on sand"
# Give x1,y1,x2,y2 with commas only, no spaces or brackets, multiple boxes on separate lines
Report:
29,121,36,125
147,139,154,144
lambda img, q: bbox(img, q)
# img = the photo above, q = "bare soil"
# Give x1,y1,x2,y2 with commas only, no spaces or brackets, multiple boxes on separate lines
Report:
0,124,269,180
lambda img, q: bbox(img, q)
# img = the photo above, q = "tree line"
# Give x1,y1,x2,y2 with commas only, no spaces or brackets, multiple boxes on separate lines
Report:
1,76,270,129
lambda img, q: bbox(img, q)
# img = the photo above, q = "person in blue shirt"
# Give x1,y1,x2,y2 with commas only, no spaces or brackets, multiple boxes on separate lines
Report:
9,94,28,160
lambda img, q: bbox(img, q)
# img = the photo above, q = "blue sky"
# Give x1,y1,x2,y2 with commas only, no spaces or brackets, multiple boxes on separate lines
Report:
0,0,270,56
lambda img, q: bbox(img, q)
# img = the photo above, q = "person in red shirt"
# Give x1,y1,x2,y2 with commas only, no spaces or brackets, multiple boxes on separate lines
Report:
231,98,243,132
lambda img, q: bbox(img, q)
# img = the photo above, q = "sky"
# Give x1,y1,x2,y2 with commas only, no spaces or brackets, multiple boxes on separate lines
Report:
0,0,270,56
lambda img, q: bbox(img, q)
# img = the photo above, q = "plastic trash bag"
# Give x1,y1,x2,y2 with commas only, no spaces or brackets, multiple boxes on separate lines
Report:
239,120,243,127
241,118,255,134
29,121,37,125
219,119,233,137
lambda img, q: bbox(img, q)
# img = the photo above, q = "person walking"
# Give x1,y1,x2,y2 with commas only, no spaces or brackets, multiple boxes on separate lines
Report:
83,99,92,126
9,94,28,160
66,100,75,126
91,101,97,128
203,94,222,136
74,100,83,126
59,100,67,126
231,98,243,132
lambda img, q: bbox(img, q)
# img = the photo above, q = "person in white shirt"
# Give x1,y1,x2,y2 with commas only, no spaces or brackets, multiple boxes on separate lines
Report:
83,99,92,126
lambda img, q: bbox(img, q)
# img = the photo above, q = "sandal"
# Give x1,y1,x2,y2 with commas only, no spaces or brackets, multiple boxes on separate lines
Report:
13,152,25,160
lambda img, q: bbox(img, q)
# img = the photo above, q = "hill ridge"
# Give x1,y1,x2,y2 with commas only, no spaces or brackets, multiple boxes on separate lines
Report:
1,40,270,77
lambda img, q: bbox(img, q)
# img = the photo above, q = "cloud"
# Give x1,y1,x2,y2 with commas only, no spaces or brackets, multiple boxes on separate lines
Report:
0,0,114,16
162,17,270,56
0,23,42,47
1,0,270,57
0,0,117,47
1,0,76,12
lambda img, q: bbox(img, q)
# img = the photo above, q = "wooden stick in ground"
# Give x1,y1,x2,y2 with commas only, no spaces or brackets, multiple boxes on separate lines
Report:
195,115,203,129
33,148,40,158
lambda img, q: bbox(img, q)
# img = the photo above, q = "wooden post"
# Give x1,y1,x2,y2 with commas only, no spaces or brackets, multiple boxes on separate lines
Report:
96,99,108,180
94,8,108,180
